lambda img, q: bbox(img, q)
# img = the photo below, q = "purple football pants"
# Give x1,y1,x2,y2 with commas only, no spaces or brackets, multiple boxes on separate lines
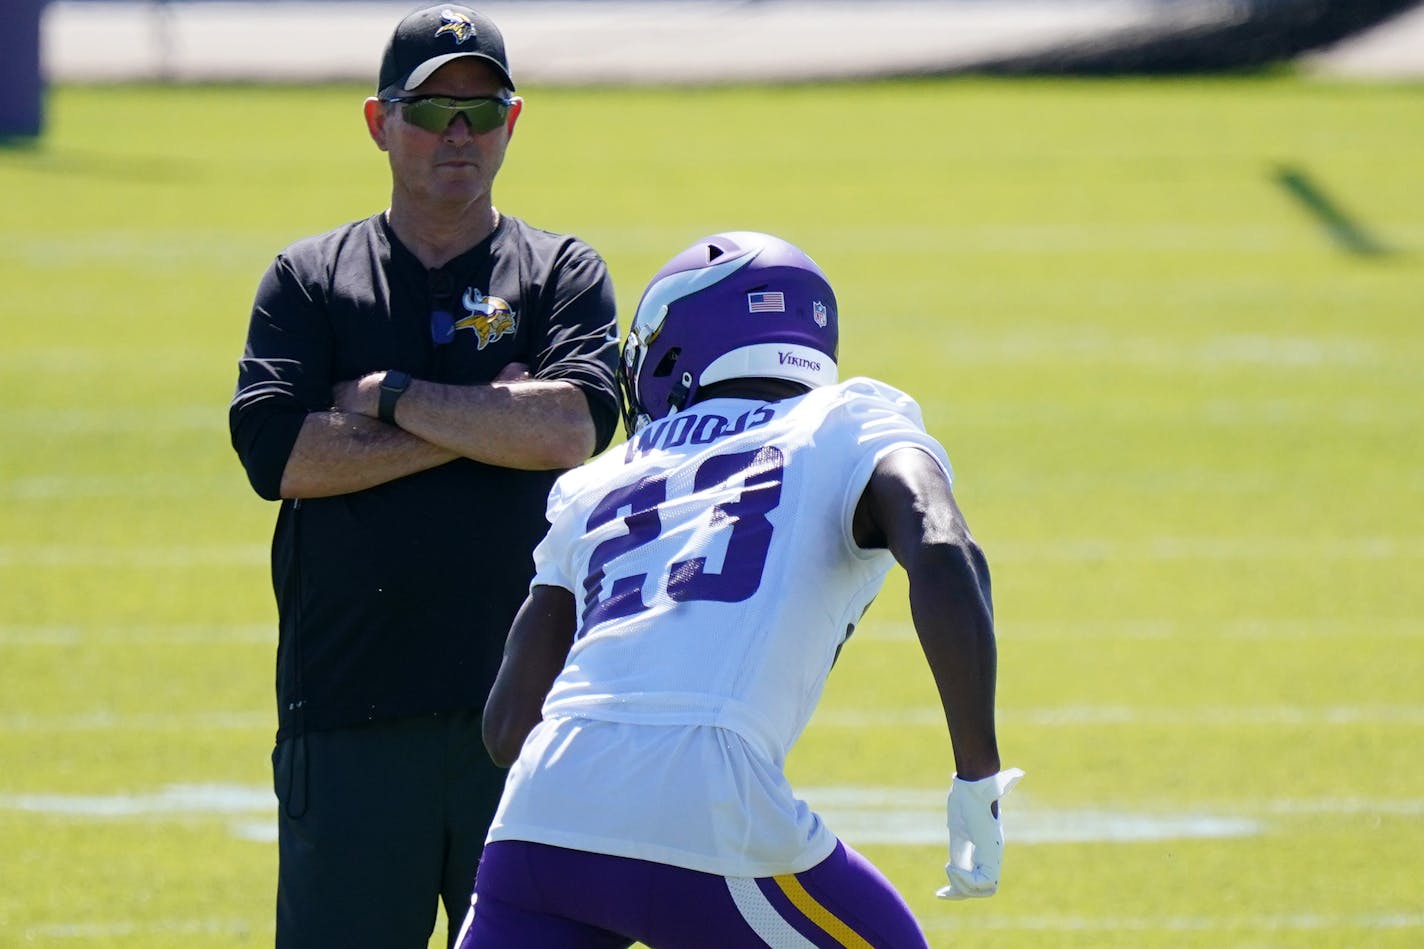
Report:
455,838,929,949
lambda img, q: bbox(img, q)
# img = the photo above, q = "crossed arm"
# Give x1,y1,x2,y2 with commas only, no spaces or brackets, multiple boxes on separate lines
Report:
277,364,597,499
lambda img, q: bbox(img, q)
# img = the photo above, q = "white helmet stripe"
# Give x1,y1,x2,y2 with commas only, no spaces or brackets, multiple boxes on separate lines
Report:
701,343,838,389
631,251,756,337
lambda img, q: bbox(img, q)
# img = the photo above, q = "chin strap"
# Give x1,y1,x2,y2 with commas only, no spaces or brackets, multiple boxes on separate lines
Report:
667,371,694,413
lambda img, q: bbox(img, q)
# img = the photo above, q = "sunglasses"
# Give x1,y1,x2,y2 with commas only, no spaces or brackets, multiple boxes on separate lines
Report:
383,95,516,134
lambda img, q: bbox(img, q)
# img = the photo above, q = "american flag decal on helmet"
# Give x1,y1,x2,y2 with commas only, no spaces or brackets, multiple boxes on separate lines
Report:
747,291,785,313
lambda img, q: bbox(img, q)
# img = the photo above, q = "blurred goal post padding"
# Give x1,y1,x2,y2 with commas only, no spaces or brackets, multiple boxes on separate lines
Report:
1,0,45,137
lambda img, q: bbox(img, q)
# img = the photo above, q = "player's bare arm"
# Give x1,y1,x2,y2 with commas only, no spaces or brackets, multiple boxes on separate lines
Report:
854,445,1022,900
483,585,577,767
853,446,1001,781
336,368,597,471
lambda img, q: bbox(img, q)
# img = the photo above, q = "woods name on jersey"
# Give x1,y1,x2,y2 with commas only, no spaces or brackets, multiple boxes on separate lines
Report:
624,404,776,460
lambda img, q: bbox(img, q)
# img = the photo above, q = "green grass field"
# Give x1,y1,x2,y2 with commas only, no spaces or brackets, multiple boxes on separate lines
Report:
1,74,1421,947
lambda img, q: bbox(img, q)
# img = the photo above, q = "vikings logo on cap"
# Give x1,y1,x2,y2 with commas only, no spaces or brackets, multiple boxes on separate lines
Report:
434,8,478,44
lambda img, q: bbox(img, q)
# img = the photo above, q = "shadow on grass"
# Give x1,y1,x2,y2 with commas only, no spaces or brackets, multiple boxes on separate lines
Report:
1273,163,1395,259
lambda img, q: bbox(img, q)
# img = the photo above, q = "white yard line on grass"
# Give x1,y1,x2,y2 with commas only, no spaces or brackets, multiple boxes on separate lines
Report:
0,405,218,433
993,536,1424,563
859,617,1423,642
0,623,271,646
1,784,272,817
2,473,237,500
23,919,270,940
815,704,1424,728
800,786,1424,827
2,536,1415,569
7,703,1420,733
0,710,268,732
6,783,1422,849
25,912,1419,940
0,544,268,568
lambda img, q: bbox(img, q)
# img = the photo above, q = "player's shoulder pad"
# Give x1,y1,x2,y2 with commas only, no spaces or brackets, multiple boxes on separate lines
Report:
809,377,952,485
815,376,929,430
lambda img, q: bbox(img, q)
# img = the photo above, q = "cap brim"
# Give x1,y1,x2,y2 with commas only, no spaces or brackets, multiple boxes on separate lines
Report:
399,52,515,92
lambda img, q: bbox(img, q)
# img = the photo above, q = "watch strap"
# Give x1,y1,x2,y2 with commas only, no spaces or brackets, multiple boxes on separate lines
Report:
378,370,412,424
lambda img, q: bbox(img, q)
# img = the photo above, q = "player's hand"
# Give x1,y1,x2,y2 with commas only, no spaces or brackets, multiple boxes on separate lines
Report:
936,767,1024,901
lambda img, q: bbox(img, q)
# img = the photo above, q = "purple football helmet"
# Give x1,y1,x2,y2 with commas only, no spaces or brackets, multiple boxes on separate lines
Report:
619,231,839,435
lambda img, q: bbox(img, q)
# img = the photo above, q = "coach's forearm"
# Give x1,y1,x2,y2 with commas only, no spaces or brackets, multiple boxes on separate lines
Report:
278,411,457,499
395,378,597,470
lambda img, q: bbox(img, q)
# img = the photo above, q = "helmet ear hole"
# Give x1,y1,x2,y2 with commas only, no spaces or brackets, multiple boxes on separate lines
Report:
651,347,681,378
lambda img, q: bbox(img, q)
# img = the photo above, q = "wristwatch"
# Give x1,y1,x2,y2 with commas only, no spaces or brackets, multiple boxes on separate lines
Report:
378,370,412,425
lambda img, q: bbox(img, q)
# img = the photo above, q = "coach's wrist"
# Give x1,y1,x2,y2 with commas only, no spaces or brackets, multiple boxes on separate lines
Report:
378,370,412,425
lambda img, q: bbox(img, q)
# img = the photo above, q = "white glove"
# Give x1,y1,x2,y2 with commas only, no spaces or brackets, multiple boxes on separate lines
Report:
936,767,1024,900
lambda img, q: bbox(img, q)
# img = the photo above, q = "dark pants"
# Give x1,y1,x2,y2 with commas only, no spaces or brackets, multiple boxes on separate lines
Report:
273,711,507,949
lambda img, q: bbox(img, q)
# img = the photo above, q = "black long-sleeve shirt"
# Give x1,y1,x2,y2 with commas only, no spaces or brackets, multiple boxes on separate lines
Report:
230,213,619,739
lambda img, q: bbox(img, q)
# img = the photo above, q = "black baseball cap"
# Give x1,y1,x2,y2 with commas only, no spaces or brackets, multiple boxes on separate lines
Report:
377,4,515,95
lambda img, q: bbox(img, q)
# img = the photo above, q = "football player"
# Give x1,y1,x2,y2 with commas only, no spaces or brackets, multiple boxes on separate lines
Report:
457,232,1022,948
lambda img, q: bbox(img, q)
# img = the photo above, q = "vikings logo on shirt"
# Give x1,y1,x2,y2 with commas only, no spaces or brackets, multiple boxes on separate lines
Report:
434,8,478,44
455,287,518,350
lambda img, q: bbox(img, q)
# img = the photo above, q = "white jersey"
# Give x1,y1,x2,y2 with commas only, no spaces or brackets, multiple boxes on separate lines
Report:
487,377,953,876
